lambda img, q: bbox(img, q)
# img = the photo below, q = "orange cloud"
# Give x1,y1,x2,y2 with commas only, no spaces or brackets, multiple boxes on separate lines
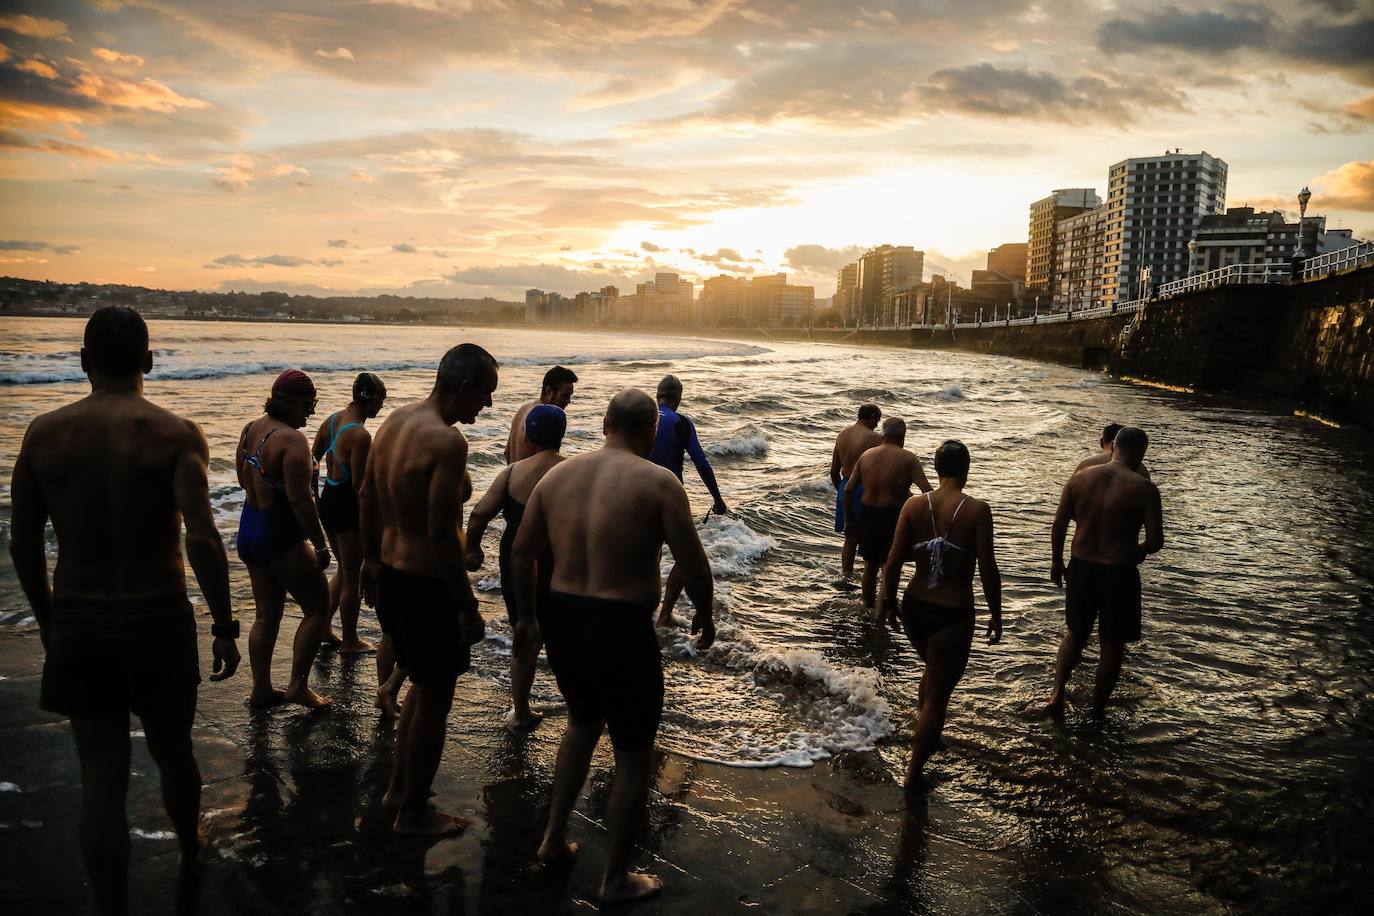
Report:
213,151,309,192
17,58,59,79
92,48,146,67
0,14,72,42
1315,160,1374,212
69,70,211,113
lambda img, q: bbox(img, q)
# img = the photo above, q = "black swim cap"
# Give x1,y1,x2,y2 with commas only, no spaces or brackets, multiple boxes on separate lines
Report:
354,372,386,403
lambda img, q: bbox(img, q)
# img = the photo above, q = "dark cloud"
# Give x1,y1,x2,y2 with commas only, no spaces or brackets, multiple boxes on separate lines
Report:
784,244,867,272
922,63,1184,124
640,241,663,252
326,238,349,247
444,262,634,294
0,239,80,254
1096,6,1273,55
391,242,418,253
204,253,339,269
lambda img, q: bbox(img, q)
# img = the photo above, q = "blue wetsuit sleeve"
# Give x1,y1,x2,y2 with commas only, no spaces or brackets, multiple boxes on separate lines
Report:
683,417,723,503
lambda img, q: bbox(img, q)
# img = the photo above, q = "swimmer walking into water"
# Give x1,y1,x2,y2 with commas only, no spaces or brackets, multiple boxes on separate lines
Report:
465,404,567,731
1076,422,1151,480
846,417,932,609
505,365,576,463
10,307,241,913
360,344,497,835
881,440,1002,790
312,372,386,658
512,389,715,905
650,374,727,627
1047,426,1163,717
236,369,333,710
831,404,883,578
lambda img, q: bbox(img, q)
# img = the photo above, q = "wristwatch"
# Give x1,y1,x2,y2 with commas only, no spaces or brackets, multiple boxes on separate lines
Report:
211,620,240,639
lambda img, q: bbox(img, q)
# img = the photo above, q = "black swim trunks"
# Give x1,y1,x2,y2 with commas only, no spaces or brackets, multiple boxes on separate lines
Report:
899,594,975,657
317,482,359,534
41,594,200,722
859,503,903,563
1065,560,1142,644
539,591,663,752
377,564,473,685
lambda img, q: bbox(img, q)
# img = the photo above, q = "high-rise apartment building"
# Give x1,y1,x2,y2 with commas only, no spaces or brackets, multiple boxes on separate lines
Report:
635,272,695,324
524,288,547,323
856,245,923,326
1027,189,1100,295
834,263,859,323
1101,151,1226,304
701,275,746,325
1052,205,1108,311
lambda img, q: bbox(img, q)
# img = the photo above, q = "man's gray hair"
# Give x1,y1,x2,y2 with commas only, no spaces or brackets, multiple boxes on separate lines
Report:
436,343,497,392
882,416,906,441
606,388,658,435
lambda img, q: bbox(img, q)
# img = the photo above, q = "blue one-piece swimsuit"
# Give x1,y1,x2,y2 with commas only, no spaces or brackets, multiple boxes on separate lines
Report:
236,426,305,566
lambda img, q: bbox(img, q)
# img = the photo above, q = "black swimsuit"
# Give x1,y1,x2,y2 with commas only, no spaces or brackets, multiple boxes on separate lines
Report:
497,492,554,626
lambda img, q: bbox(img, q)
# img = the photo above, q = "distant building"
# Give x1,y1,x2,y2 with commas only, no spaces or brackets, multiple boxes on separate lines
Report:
697,273,814,326
1053,204,1108,311
1101,150,1227,304
589,286,618,324
1027,189,1100,297
834,262,859,324
701,275,746,325
525,288,547,323
986,242,1028,281
856,245,923,326
969,269,1023,306
1188,206,1361,275
633,272,695,324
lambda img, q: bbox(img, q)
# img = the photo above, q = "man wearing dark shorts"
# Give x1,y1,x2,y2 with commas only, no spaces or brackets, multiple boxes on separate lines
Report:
1047,426,1163,717
10,306,240,913
846,417,932,609
512,389,714,905
360,343,497,835
830,404,882,577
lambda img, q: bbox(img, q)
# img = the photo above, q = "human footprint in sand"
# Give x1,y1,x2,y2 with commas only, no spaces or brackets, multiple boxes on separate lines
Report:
465,404,567,731
236,369,334,710
361,343,496,835
512,389,715,903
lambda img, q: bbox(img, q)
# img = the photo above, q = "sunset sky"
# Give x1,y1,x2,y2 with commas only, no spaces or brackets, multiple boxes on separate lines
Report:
1,1,1371,299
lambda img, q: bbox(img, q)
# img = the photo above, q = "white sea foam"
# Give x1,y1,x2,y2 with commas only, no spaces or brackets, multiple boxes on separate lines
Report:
476,575,501,593
706,425,769,458
699,518,773,577
0,781,21,793
130,828,176,840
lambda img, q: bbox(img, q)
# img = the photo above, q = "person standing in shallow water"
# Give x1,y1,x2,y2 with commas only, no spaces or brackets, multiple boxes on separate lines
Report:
236,369,333,710
880,440,1001,790
831,403,883,578
465,404,567,731
505,365,576,463
10,306,241,914
1047,426,1163,717
1076,422,1151,480
846,417,932,609
360,343,496,835
312,372,387,658
651,374,727,627
512,388,715,905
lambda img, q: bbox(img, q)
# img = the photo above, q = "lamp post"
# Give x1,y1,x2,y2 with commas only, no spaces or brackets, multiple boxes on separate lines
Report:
1291,186,1313,282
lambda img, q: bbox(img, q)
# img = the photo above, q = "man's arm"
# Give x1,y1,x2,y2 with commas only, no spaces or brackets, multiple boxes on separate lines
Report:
829,438,843,490
509,479,551,660
282,434,329,570
503,408,522,464
1139,484,1163,561
1050,479,1074,587
427,433,482,644
661,480,715,649
683,417,726,512
975,504,1003,644
879,501,914,629
844,457,864,531
311,417,330,464
358,448,382,606
172,421,240,681
9,426,52,645
911,454,933,493
463,466,509,570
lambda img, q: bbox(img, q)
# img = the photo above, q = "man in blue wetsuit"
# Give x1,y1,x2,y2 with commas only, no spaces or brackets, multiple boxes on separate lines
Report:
650,374,727,627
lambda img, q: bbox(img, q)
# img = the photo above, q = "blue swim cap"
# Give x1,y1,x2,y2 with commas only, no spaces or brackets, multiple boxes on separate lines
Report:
525,404,566,451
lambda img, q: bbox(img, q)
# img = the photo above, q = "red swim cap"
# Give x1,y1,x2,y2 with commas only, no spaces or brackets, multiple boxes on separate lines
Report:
272,368,316,398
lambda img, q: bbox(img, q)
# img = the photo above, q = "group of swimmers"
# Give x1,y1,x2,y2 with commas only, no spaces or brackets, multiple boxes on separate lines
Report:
9,305,1165,913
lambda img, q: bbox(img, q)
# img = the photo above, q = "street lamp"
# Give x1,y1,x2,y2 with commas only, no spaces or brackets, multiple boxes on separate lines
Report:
1293,185,1312,260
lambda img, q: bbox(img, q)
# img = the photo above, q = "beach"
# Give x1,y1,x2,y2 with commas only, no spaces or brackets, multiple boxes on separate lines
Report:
2,317,1373,913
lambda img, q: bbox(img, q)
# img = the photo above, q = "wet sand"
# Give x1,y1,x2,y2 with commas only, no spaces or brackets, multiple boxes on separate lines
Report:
0,607,1227,916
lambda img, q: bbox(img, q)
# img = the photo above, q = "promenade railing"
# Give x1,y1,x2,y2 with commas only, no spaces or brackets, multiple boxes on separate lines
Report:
1155,262,1289,299
1300,241,1374,280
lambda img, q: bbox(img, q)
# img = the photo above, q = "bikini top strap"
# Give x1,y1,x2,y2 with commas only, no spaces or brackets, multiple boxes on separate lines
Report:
946,496,969,535
254,426,283,460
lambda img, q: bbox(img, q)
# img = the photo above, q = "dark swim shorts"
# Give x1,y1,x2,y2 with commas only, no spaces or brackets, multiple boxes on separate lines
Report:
539,591,663,752
1066,560,1142,644
41,594,200,721
834,478,863,534
377,564,472,685
899,594,975,658
317,482,359,534
858,502,902,563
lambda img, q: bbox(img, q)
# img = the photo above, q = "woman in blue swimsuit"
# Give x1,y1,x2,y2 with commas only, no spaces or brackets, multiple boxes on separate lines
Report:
236,369,333,710
311,373,387,660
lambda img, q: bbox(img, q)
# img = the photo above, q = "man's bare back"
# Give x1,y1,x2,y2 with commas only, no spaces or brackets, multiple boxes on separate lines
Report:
18,391,204,600
1076,449,1151,480
854,443,931,507
505,399,537,464
1062,462,1161,566
833,423,882,480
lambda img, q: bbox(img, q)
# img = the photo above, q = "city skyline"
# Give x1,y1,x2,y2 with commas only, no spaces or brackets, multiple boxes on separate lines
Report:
2,1,1371,299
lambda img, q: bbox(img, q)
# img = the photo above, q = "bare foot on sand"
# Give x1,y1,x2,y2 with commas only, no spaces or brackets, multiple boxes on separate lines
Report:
283,684,332,710
598,872,664,905
655,610,674,628
340,638,376,656
375,686,401,718
247,688,286,709
392,805,469,837
504,707,544,732
320,630,343,649
535,839,578,867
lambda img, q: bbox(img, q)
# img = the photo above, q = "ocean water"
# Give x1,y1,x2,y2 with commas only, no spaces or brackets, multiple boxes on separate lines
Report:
3,317,1373,906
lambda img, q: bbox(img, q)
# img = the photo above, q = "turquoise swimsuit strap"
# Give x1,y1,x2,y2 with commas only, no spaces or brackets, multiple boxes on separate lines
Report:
325,413,363,487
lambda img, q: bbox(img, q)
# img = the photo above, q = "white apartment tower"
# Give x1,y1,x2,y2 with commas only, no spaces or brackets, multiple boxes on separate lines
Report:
1101,151,1227,305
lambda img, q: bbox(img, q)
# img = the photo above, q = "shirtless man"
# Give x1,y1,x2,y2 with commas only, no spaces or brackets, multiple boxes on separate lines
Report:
880,440,1001,790
511,389,714,905
465,404,567,730
1075,422,1151,480
504,365,576,463
845,417,932,609
359,343,497,835
1047,426,1163,717
10,306,241,914
830,404,882,577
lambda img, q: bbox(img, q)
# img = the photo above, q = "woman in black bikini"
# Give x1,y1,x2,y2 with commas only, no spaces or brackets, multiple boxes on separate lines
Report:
879,440,1003,790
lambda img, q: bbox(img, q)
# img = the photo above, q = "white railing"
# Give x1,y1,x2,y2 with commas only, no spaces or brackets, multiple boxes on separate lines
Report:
1300,241,1374,280
1156,262,1290,298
